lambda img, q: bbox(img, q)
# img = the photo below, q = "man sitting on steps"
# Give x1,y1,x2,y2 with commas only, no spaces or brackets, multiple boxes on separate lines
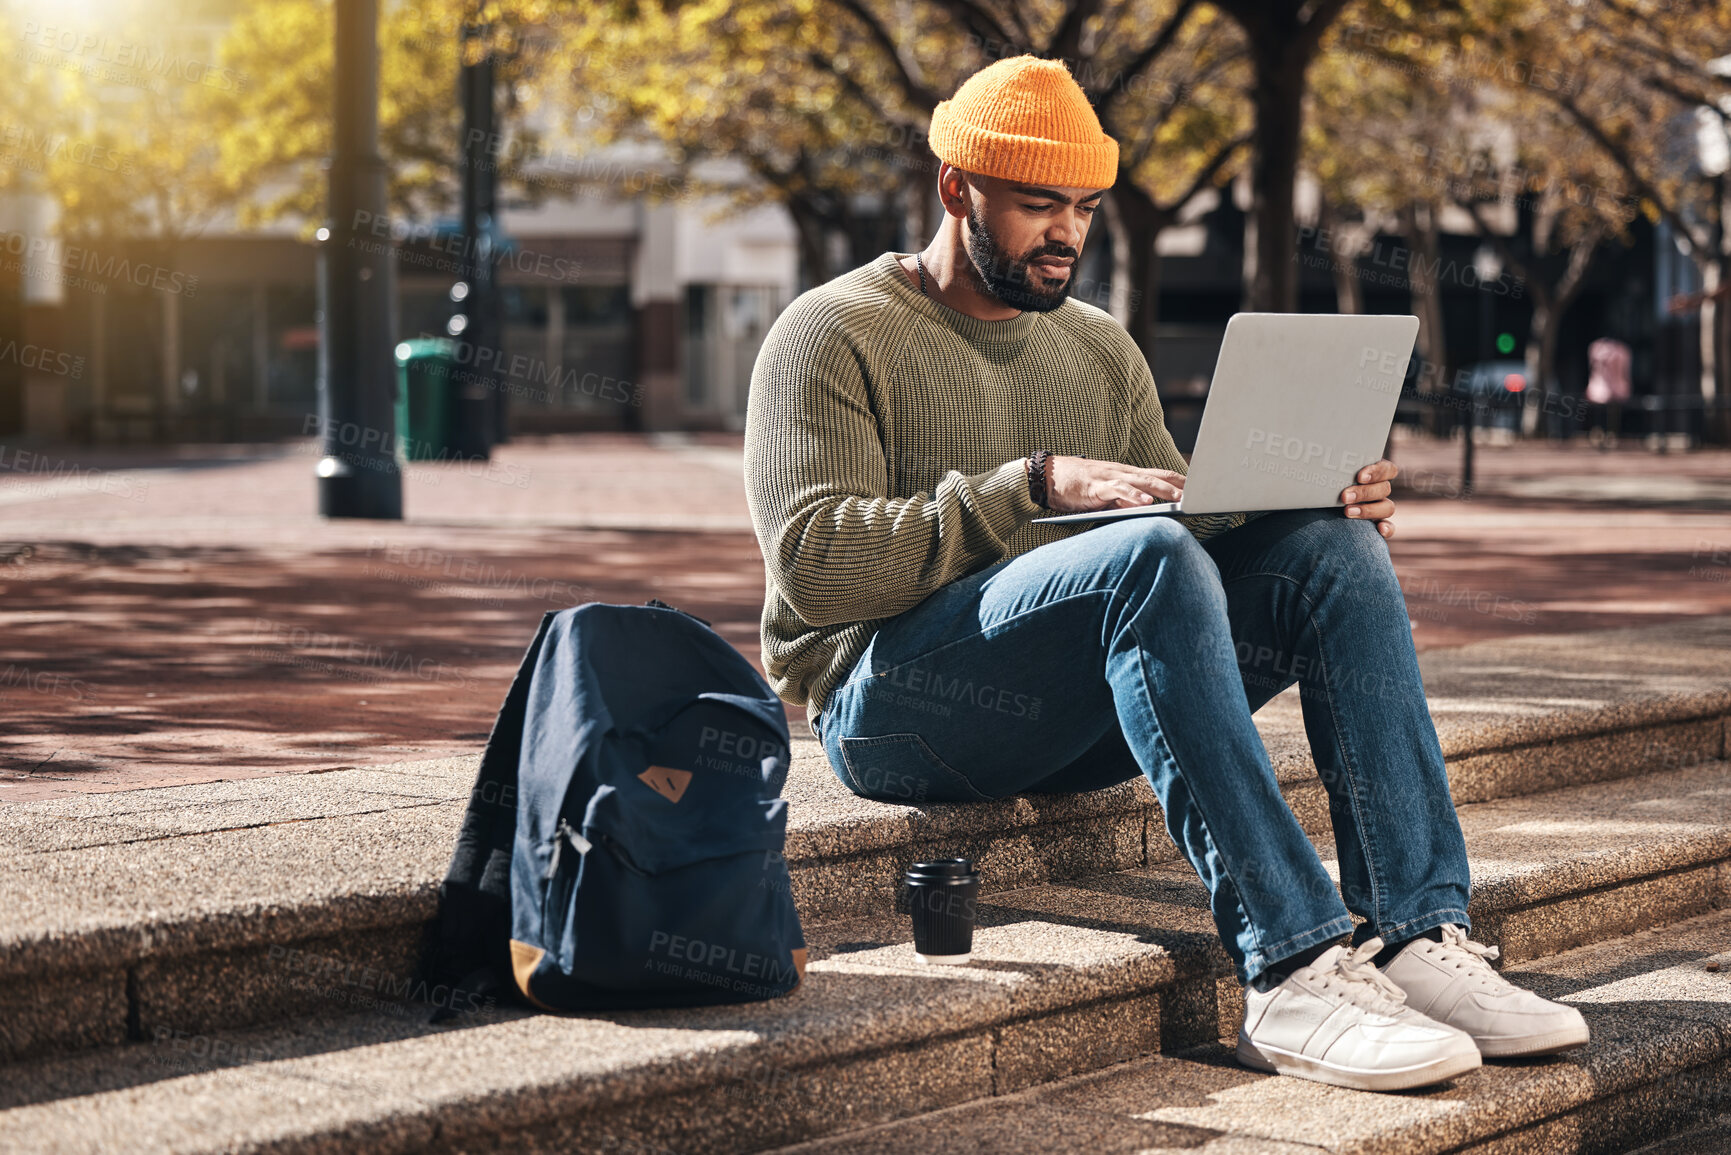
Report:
743,54,1588,1093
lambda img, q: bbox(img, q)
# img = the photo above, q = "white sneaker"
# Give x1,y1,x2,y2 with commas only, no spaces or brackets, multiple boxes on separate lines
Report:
1238,938,1482,1091
1380,924,1590,1057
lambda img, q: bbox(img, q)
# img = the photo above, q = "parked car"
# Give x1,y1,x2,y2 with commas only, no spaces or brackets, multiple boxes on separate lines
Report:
1452,360,1531,431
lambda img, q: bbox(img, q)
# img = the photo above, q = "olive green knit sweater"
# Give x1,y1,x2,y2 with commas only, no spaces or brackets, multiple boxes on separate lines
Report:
744,251,1243,718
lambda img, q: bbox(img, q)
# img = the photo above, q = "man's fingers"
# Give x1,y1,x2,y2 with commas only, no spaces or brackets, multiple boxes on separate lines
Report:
1355,459,1398,486
1104,481,1182,507
1343,499,1395,521
1105,482,1161,508
1340,479,1392,504
1117,467,1184,502
1344,490,1398,539
1343,460,1397,503
1149,479,1183,502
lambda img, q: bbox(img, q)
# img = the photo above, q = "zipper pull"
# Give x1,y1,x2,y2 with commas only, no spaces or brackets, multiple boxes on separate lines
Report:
559,817,593,856
543,818,592,879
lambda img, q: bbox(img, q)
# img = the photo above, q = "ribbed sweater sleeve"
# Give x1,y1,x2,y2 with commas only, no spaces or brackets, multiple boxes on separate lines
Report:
744,304,1040,628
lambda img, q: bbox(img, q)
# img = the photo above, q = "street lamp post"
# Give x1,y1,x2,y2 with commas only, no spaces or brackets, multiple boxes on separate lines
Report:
1464,246,1504,498
317,0,402,519
453,19,502,459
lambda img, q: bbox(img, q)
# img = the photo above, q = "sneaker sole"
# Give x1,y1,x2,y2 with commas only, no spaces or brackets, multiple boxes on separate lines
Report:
1475,1022,1591,1058
1237,1031,1482,1092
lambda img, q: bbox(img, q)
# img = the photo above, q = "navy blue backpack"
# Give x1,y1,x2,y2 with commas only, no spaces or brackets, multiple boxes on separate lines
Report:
426,600,805,1013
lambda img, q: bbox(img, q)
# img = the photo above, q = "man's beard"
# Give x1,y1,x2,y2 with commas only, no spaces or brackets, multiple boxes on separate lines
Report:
963,203,1078,313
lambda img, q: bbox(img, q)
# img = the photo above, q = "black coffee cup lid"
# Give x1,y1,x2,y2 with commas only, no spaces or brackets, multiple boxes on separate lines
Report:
907,858,977,879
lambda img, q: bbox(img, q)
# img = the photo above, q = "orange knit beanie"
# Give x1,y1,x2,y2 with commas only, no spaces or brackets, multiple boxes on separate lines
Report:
928,55,1120,189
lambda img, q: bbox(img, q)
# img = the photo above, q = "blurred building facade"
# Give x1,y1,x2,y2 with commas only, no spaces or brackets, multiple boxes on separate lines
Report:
3,149,1708,446
0,166,798,442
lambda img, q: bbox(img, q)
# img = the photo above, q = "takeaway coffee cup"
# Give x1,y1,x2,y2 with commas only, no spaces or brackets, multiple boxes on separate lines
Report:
904,858,981,964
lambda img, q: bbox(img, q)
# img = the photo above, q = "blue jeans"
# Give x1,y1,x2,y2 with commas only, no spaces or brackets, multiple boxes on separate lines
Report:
815,510,1472,984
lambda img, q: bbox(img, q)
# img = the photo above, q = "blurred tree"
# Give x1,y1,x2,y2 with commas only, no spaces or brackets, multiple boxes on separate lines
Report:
40,71,223,246
26,0,251,414
1211,0,1360,313
1309,1,1640,430
194,0,547,235
1494,0,1731,405
28,0,232,245
548,0,932,288
0,7,57,201
1073,2,1251,359
27,0,551,416
1309,28,1464,415
1451,93,1635,431
552,0,1252,367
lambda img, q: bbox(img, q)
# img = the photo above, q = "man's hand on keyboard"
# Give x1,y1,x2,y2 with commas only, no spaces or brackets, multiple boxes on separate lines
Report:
1046,457,1186,514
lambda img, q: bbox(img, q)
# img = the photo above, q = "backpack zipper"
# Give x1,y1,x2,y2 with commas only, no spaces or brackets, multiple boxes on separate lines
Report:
590,828,650,877
543,817,593,880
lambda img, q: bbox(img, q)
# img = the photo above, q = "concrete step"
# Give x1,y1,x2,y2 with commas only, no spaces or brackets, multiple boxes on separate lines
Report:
2,761,1728,1154
767,907,1731,1155
2,617,1727,1065
1626,1114,1731,1155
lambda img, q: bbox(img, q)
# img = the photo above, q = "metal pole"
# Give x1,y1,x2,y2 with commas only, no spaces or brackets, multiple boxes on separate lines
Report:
453,21,500,458
1463,276,1492,498
1461,385,1474,497
317,0,402,518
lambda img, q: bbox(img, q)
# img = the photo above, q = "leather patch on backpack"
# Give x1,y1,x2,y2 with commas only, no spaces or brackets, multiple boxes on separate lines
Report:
638,765,692,803
508,939,557,1011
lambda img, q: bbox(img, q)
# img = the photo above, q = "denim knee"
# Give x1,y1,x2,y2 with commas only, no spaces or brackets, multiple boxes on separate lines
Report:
1090,518,1226,621
1278,512,1401,611
1092,516,1211,577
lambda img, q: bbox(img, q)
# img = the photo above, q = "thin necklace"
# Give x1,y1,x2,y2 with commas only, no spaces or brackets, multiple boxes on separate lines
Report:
916,251,929,297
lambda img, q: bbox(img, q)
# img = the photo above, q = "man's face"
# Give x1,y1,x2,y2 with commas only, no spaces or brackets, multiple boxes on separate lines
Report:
953,170,1103,313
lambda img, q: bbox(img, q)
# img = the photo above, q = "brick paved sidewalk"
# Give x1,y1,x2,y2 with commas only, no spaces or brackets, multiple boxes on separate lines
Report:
2,432,1729,801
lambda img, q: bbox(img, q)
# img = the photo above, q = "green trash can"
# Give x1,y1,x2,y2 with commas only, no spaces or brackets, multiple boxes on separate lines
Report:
393,338,459,461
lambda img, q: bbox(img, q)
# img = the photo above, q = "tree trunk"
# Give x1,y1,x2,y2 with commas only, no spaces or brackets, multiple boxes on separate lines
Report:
1214,0,1350,313
1103,190,1134,329
1521,236,1593,436
845,196,897,272
1710,268,1724,401
1331,247,1364,316
787,198,831,291
1244,40,1307,313
902,167,935,252
1400,202,1450,434
1138,245,1164,376
1528,306,1558,437
1318,198,1367,315
1108,181,1170,372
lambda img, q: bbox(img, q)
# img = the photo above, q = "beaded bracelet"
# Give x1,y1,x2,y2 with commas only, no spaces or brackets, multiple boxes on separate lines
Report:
1027,449,1054,509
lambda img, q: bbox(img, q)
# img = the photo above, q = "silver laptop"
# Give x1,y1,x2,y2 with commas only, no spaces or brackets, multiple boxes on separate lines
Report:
1035,312,1420,524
